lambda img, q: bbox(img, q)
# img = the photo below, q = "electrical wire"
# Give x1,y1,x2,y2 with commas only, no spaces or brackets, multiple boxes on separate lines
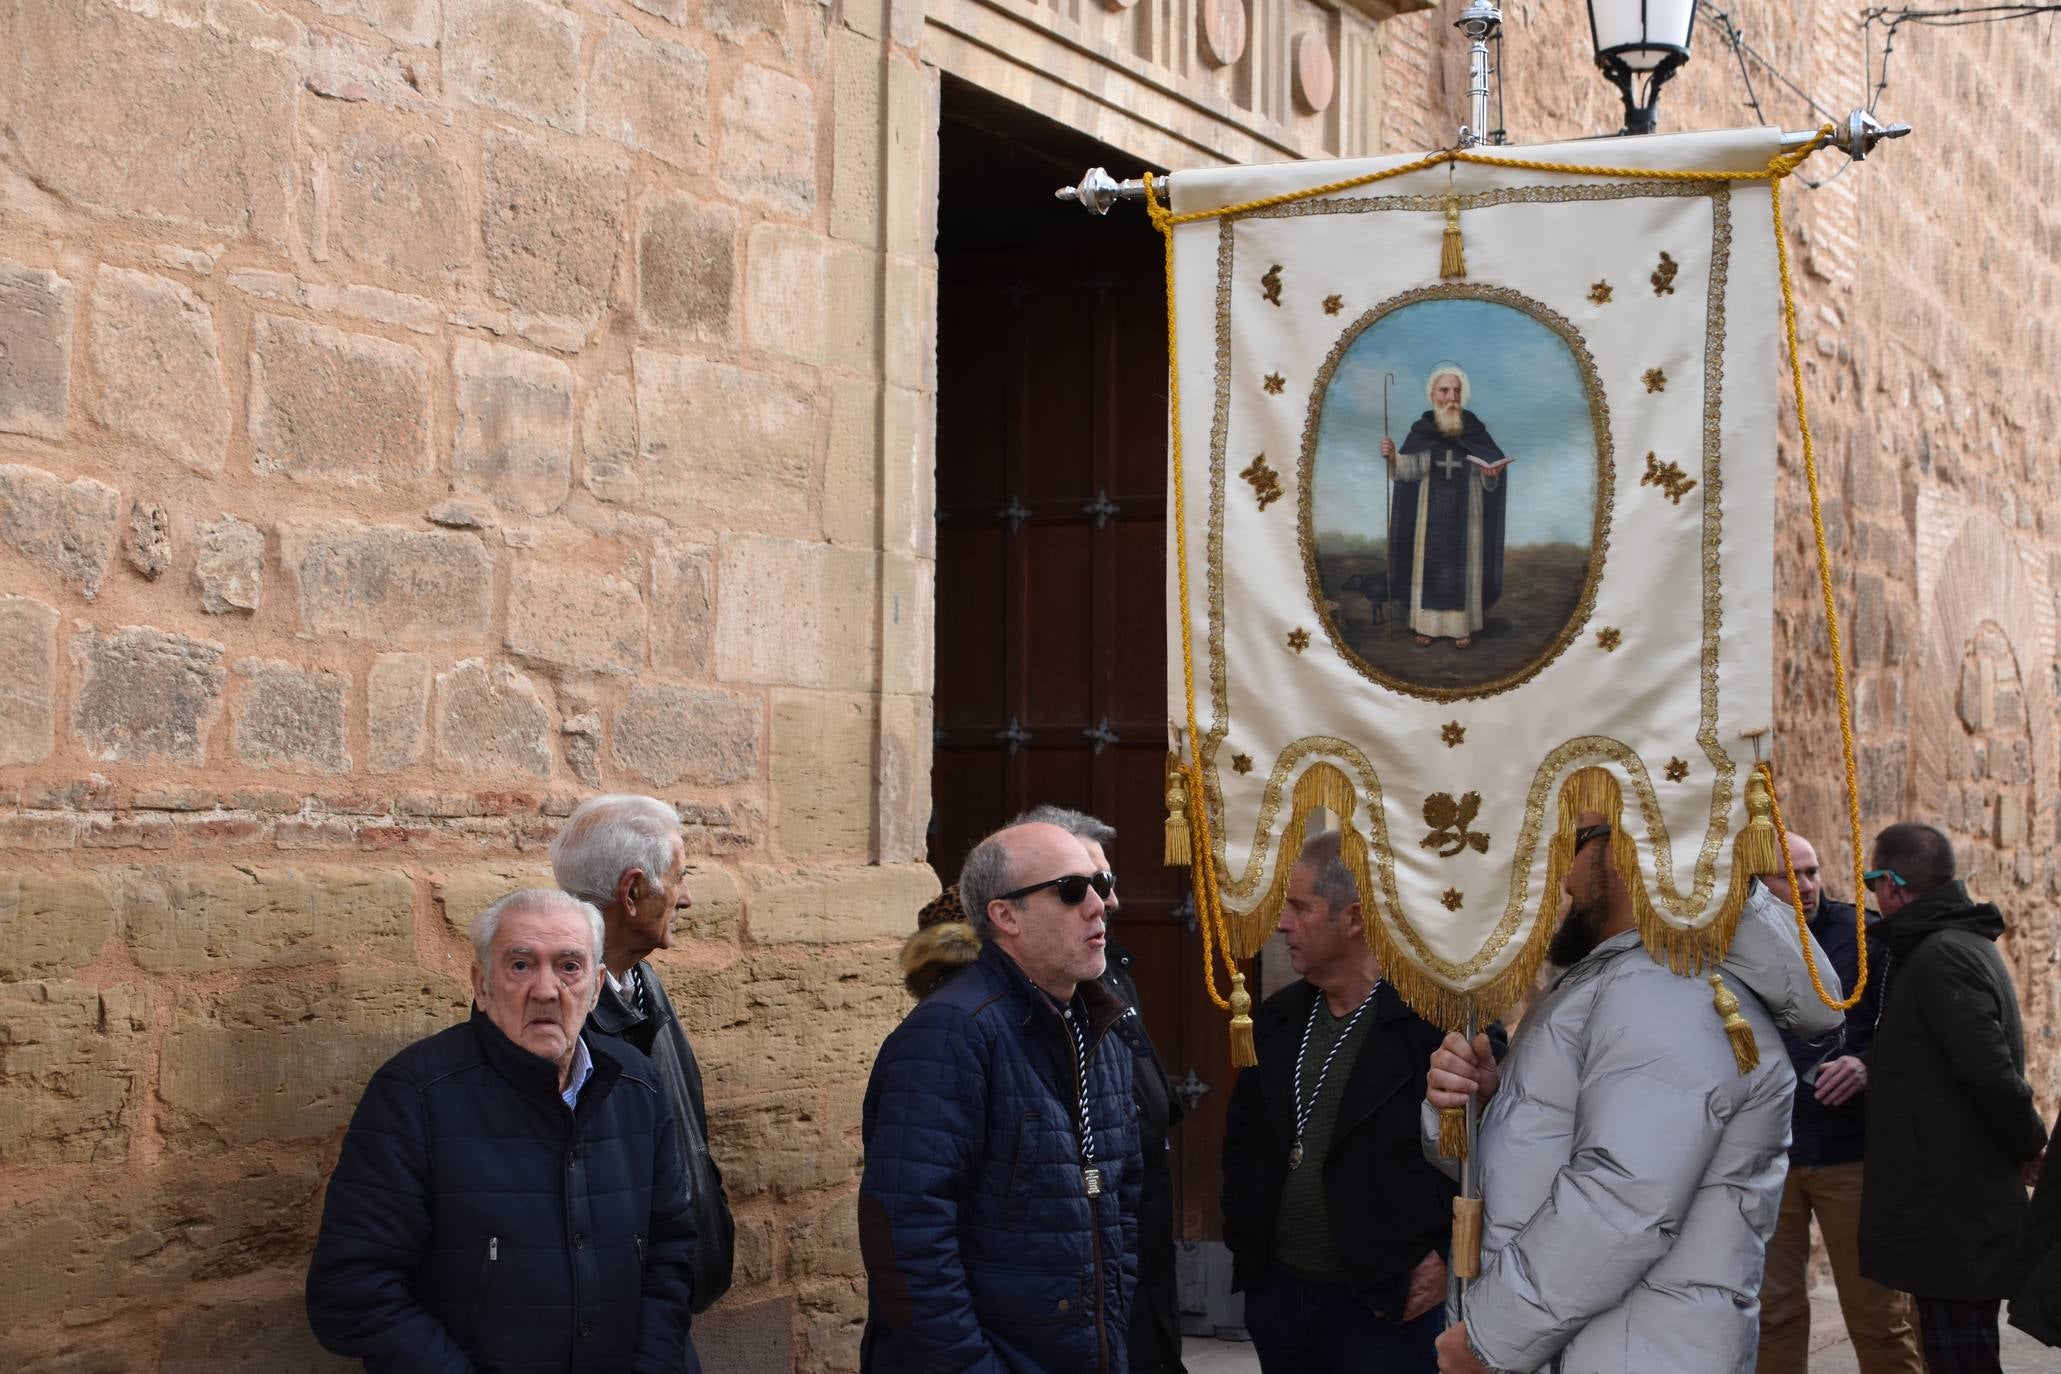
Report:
1695,2,1852,187
1862,5,2061,113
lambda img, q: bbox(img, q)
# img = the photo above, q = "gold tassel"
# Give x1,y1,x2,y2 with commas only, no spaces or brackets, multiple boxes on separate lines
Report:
1709,973,1759,1075
1736,765,1780,878
1440,195,1466,279
1438,1105,1468,1161
1164,775,1191,868
1228,970,1256,1067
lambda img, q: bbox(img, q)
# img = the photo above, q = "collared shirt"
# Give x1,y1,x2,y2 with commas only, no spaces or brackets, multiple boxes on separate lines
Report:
604,964,645,1013
560,1034,594,1110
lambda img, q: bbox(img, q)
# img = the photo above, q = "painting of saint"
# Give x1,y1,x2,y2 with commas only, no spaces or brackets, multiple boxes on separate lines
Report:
1381,363,1513,648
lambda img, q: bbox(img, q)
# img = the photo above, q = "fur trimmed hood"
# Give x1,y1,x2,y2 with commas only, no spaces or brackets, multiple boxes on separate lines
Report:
900,921,981,1000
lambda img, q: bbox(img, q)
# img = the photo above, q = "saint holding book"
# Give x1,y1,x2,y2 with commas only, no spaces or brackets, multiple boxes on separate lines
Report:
1379,361,1513,648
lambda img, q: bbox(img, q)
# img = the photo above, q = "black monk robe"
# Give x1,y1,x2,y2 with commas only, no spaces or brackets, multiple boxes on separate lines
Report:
1387,408,1509,619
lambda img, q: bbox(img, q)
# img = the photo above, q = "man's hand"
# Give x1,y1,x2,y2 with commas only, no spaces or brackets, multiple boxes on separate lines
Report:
1813,1055,1868,1106
1436,1320,1493,1374
1402,1250,1447,1322
1380,436,1398,466
1428,1031,1499,1111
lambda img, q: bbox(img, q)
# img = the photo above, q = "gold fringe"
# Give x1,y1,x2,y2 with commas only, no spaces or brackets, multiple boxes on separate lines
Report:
1440,195,1466,279
1438,1105,1468,1161
1228,971,1256,1067
1164,774,1191,868
1709,972,1760,1074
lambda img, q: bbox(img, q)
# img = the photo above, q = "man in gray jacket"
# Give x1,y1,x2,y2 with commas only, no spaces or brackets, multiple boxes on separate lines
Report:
1426,800,1844,1373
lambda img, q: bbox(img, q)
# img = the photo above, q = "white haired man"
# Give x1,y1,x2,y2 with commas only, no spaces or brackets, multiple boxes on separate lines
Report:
1378,362,1514,648
307,888,700,1371
553,794,735,1315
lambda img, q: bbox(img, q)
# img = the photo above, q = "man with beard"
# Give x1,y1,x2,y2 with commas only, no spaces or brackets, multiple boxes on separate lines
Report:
1379,363,1513,648
1423,786,1844,1374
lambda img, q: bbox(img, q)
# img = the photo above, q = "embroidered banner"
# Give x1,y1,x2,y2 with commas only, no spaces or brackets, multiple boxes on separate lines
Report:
1161,130,1792,1028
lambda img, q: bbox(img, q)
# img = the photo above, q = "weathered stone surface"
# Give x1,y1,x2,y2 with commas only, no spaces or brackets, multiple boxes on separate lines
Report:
800,1278,866,1373
124,501,170,580
711,1089,856,1199
691,1295,795,1374
0,981,150,1166
745,224,830,364
159,970,467,1147
637,192,739,345
232,659,349,774
159,1293,355,1373
732,1216,776,1287
436,659,554,779
612,683,762,787
0,260,74,439
89,267,228,473
300,27,443,117
452,339,575,516
635,353,815,529
482,130,627,326
581,371,642,503
506,561,644,674
6,0,296,244
427,499,494,530
747,862,937,944
70,625,226,764
878,692,931,863
0,596,58,765
368,652,431,773
716,537,877,689
249,315,433,486
0,870,120,980
121,865,414,972
772,691,874,855
588,21,710,170
431,861,555,940
308,0,437,45
332,106,470,284
442,0,584,132
788,1195,863,1279
651,543,714,676
562,707,602,785
0,464,120,598
665,860,742,943
194,514,264,614
717,65,817,218
282,521,493,642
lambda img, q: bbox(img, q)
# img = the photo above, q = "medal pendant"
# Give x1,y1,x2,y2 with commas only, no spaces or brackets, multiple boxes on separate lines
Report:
1288,1141,1304,1170
1083,1166,1103,1198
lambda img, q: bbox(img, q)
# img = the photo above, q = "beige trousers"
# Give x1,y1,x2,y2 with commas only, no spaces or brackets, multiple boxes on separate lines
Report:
1757,1160,1925,1374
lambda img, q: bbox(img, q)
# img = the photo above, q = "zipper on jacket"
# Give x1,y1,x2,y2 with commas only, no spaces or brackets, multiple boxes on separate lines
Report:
489,1237,498,1262
470,1236,498,1348
635,1234,645,1264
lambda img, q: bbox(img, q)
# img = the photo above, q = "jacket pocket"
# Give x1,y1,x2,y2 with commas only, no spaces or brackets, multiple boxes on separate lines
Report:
468,1236,498,1348
1003,1112,1041,1206
963,1262,1084,1328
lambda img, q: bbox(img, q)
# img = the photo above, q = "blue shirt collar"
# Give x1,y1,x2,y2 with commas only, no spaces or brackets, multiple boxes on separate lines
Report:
559,1034,594,1110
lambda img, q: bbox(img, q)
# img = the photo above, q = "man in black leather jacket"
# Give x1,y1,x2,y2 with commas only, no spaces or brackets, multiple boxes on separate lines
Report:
554,794,737,1317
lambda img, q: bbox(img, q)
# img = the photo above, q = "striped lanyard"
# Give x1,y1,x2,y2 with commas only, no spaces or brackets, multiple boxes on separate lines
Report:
1289,983,1380,1170
1064,1005,1102,1198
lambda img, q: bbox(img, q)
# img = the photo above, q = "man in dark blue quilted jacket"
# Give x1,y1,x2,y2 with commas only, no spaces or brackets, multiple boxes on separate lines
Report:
306,887,700,1373
859,820,1144,1373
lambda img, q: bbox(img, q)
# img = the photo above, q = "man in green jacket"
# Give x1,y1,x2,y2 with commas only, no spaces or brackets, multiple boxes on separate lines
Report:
1858,821,2049,1374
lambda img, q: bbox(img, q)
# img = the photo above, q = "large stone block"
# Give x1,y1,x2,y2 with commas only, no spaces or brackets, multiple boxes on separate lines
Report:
452,339,575,516
0,870,120,980
282,521,493,643
505,560,644,674
611,683,761,787
588,20,710,170
637,192,739,345
674,948,903,1095
435,659,554,779
634,353,815,530
483,129,627,327
6,0,296,244
89,267,228,473
0,981,150,1166
877,693,931,863
650,543,714,676
800,1278,866,1373
0,464,120,598
716,537,877,689
308,0,437,45
690,1295,794,1374
232,659,350,774
194,514,264,615
745,225,830,364
788,1195,863,1279
717,64,817,218
332,106,471,285
159,970,468,1147
368,651,431,773
0,595,58,765
746,862,937,944
580,371,642,504
159,1293,355,1374
0,260,74,440
710,1089,857,1199
120,864,414,972
70,625,226,764
250,315,433,486
430,860,556,940
772,691,874,855
442,0,584,132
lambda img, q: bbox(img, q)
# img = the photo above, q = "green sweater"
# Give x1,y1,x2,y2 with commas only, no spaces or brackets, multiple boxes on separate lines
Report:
1269,998,1375,1281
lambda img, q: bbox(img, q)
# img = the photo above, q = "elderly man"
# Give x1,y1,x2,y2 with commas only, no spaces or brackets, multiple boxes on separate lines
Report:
1378,362,1514,648
859,820,1143,1372
1859,822,2048,1374
307,888,699,1371
552,794,735,1314
1426,785,1844,1374
1756,831,1922,1374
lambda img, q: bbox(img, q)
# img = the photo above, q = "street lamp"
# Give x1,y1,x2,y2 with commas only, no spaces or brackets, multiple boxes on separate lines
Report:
1588,0,1697,135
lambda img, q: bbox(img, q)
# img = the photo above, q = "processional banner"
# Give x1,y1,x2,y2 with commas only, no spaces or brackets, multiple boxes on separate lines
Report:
1160,129,1805,1033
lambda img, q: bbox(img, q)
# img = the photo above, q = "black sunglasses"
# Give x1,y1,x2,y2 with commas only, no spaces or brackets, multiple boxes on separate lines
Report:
998,870,1116,906
1573,822,1612,851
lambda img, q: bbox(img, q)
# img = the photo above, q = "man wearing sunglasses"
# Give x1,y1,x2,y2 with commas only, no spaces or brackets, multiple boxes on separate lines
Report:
858,820,1143,1374
1856,822,2048,1374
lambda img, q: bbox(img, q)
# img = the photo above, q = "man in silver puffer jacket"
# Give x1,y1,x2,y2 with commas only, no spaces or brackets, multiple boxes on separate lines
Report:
1426,810,1846,1374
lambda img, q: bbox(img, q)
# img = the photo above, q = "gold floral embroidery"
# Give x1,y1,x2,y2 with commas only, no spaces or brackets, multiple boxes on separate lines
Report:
1652,251,1680,296
1263,372,1286,395
1239,454,1284,511
1589,280,1613,305
1596,626,1623,652
1286,627,1311,653
1665,757,1690,782
1261,263,1283,306
1233,753,1255,774
1421,791,1489,858
1441,721,1466,748
1643,367,1668,393
1441,888,1464,912
1322,294,1344,315
1640,452,1697,505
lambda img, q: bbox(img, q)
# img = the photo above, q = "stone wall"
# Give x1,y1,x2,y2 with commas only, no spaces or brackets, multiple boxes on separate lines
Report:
0,0,937,1366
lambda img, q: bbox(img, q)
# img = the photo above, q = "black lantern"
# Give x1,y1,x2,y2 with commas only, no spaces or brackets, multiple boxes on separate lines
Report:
1588,0,1696,135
